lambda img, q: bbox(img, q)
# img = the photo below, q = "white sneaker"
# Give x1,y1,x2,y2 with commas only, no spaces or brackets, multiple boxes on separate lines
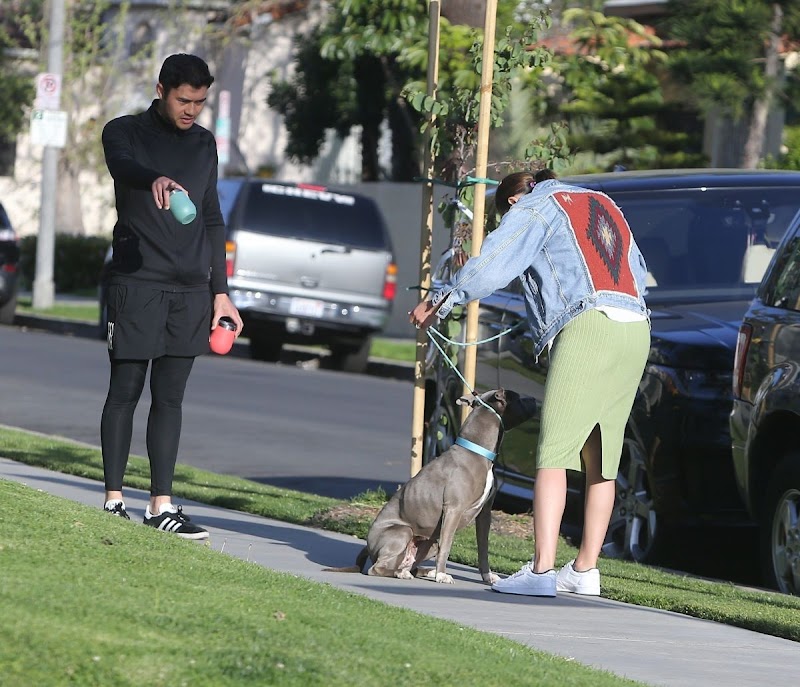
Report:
491,563,557,597
556,559,601,596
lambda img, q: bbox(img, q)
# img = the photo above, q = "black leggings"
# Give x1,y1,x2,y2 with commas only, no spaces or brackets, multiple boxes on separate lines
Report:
101,356,195,496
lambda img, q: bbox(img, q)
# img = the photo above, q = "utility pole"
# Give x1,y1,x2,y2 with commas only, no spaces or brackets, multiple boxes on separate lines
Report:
33,0,66,309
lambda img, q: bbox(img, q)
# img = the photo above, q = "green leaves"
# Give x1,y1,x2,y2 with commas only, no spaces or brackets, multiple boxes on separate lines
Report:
405,10,561,183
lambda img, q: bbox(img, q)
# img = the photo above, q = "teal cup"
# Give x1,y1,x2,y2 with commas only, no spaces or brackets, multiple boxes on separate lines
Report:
169,190,197,224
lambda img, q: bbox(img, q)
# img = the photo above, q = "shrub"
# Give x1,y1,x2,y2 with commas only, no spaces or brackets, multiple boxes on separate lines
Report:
19,234,111,293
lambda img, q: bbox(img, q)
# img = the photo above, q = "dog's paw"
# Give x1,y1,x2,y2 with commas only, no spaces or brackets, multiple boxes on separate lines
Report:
395,570,414,580
482,571,501,585
434,572,454,584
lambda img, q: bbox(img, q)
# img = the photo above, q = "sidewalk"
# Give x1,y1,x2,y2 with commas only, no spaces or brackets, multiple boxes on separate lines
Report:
2,457,798,687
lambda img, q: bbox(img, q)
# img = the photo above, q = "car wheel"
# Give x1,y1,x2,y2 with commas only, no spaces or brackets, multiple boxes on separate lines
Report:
761,453,800,595
603,433,660,563
329,337,371,374
0,290,16,325
249,332,282,362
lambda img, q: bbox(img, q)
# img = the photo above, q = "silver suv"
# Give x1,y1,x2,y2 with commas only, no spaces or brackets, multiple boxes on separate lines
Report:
220,179,397,372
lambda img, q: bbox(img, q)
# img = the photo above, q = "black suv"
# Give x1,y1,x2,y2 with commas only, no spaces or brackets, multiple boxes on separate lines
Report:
731,212,800,595
424,169,800,564
0,201,19,325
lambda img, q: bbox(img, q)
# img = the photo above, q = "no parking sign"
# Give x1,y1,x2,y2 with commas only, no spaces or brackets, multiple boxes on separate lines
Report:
31,72,67,148
35,72,62,110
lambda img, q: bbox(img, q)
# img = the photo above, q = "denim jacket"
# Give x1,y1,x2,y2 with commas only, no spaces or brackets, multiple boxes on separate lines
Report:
433,179,649,357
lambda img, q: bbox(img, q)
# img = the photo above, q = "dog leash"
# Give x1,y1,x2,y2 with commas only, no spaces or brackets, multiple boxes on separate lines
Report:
427,318,527,348
425,322,529,460
424,326,514,424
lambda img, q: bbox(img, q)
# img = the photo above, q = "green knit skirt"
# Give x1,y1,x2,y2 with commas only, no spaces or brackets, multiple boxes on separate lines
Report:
536,308,650,479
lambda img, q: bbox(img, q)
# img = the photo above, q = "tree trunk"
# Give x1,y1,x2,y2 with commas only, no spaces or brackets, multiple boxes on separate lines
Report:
57,158,86,235
388,97,420,181
355,56,384,181
741,3,782,169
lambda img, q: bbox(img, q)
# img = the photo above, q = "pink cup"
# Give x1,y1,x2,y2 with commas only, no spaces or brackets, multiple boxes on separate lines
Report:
209,317,237,355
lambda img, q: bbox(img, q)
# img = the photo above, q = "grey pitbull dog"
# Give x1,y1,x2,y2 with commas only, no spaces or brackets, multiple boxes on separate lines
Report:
325,388,536,584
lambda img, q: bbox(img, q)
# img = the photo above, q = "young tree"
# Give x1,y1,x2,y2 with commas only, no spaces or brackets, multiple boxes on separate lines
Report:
404,14,566,188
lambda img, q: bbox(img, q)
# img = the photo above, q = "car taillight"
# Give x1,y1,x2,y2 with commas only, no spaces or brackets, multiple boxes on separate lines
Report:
382,263,397,301
1,263,16,274
225,240,236,278
733,323,752,398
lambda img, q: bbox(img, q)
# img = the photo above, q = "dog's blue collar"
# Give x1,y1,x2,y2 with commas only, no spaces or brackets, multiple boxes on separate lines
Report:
455,437,496,462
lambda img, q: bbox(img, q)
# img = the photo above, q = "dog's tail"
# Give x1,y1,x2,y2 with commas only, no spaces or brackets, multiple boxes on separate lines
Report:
322,546,369,574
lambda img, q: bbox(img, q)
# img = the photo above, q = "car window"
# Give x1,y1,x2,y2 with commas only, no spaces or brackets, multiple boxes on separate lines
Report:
217,178,242,226
492,186,800,301
609,187,800,302
762,231,800,311
238,182,390,251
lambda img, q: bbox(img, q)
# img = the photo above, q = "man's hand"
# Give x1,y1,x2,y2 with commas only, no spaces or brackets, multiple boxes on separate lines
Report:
152,176,187,210
212,293,244,336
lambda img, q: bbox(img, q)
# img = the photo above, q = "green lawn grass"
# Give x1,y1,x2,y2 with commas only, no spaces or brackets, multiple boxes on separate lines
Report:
16,295,100,322
2,426,799,644
0,480,642,687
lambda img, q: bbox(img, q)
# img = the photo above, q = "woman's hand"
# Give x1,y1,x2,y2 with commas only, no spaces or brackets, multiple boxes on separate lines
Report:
408,300,440,331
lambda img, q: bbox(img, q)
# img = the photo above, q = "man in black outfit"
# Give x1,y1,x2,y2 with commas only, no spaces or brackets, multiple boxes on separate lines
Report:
100,53,242,538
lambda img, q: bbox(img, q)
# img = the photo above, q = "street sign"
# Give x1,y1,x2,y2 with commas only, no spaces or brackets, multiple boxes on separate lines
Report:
30,109,68,148
35,72,62,110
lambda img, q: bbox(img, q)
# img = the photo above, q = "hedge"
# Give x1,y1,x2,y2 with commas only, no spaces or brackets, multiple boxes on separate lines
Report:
19,234,111,293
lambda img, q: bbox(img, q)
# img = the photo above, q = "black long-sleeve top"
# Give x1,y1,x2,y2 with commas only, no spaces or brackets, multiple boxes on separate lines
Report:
102,100,228,294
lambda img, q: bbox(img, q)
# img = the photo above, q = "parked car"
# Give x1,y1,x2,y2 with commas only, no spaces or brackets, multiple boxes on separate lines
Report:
0,201,19,325
100,178,397,373
424,169,800,564
730,213,800,595
221,179,397,372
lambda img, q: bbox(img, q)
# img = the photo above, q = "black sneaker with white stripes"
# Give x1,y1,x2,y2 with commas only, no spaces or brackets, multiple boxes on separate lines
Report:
104,500,130,520
143,504,208,540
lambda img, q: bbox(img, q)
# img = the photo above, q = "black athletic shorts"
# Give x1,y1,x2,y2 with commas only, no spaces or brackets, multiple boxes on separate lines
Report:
106,282,212,360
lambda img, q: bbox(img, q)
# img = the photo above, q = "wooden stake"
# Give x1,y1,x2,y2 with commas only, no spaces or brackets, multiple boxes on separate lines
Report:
461,0,497,421
409,0,441,477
